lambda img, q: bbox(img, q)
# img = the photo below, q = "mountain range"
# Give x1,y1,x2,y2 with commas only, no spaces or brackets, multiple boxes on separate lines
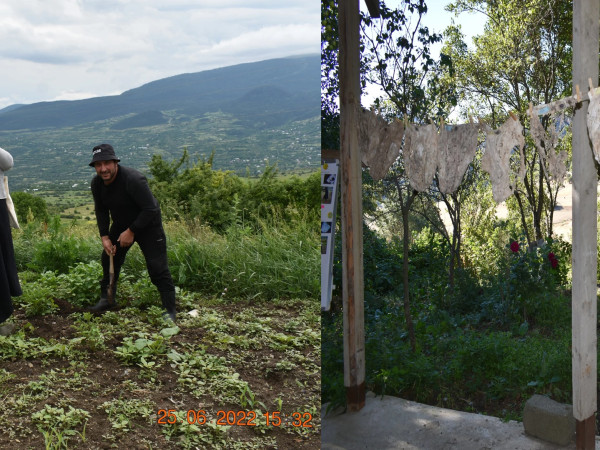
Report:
0,54,320,191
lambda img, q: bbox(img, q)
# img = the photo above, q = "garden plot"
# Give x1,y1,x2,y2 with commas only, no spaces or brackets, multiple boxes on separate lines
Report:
0,295,320,449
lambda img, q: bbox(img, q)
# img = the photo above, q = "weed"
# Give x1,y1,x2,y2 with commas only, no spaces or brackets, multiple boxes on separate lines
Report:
160,411,230,449
17,281,58,317
71,312,107,351
114,331,170,366
56,261,102,307
32,404,90,448
99,398,154,433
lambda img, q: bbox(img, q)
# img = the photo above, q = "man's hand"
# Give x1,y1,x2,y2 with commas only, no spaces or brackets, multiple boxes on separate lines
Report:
117,228,135,248
102,235,116,256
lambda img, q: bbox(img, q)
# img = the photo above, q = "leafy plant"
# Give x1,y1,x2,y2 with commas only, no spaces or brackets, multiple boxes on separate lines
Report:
99,398,154,433
17,280,58,317
57,261,103,307
71,312,107,351
28,216,95,274
32,404,90,449
114,329,177,365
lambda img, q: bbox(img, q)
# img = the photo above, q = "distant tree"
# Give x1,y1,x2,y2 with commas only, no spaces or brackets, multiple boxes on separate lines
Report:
11,192,49,224
148,152,318,231
443,0,572,242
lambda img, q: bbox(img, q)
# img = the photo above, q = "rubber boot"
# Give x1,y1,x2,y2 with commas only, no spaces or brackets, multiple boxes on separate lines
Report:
88,285,117,312
160,290,177,322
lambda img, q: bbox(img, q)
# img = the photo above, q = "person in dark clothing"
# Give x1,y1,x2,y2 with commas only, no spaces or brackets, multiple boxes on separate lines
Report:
88,144,176,321
0,147,22,336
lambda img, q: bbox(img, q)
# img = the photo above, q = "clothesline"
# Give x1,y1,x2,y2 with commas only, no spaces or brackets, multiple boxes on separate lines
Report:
530,78,599,116
360,81,600,202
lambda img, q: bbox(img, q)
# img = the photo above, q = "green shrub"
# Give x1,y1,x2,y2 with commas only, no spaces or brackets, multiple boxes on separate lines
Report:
27,217,96,274
56,261,103,308
119,275,158,308
16,277,59,317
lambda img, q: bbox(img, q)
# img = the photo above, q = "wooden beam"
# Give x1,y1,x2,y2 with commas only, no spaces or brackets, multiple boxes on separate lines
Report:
572,1,598,448
321,148,340,161
364,0,380,18
576,416,596,449
339,0,365,412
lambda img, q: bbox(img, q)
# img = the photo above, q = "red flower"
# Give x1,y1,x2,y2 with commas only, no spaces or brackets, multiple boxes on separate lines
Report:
548,252,558,269
510,241,519,253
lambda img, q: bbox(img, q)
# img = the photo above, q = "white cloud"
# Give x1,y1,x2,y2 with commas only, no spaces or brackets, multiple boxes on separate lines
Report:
0,0,319,109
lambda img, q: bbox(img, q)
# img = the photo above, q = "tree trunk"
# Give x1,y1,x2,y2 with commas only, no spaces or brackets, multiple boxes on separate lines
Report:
401,192,416,352
395,178,416,352
513,191,532,247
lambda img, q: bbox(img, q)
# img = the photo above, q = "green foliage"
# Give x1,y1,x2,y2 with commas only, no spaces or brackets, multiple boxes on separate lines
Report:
14,271,61,317
114,329,176,366
168,216,317,299
71,313,107,351
150,152,243,230
13,212,315,306
321,0,341,150
361,1,446,120
159,410,229,449
119,275,158,308
11,191,49,224
442,0,572,241
148,152,319,231
28,217,96,274
323,202,573,419
56,261,102,307
504,237,568,324
99,398,154,433
32,404,90,448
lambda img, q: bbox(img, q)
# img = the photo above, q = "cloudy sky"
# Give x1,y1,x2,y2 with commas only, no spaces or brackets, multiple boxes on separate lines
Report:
0,0,319,109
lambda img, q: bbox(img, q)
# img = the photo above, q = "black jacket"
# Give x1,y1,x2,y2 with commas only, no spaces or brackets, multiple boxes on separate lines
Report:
91,165,161,238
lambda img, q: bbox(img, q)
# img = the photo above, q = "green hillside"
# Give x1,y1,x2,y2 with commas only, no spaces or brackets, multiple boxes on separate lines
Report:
0,55,319,191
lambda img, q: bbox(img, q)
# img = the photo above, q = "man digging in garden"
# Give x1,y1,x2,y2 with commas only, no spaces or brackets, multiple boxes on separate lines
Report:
88,144,177,321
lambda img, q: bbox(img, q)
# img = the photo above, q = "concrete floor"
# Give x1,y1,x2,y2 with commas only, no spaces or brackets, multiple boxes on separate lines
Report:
322,392,600,449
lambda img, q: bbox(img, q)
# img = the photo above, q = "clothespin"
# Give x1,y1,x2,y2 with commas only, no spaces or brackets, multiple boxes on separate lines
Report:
440,117,445,129
589,78,595,97
576,84,582,102
469,115,473,124
528,102,534,117
509,111,518,121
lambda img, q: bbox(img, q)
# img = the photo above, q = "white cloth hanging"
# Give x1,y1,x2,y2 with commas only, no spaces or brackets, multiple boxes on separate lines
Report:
586,93,600,165
437,123,480,194
481,117,525,203
530,110,568,184
403,123,438,192
358,108,404,181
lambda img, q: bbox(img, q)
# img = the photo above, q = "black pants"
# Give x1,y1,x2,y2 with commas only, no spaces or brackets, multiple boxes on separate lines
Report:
100,225,175,296
0,199,21,323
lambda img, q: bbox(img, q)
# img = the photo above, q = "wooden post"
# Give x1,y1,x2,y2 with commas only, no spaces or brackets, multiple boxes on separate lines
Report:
572,1,598,447
339,0,365,411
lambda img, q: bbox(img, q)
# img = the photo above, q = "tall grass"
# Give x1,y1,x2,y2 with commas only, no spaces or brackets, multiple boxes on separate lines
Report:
166,211,318,299
12,211,317,301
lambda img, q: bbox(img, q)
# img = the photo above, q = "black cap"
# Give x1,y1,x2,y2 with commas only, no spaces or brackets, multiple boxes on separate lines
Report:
89,144,120,167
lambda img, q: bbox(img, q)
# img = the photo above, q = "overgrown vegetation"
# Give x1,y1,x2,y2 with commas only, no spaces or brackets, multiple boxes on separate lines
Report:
1,161,320,448
321,0,579,427
323,223,572,421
